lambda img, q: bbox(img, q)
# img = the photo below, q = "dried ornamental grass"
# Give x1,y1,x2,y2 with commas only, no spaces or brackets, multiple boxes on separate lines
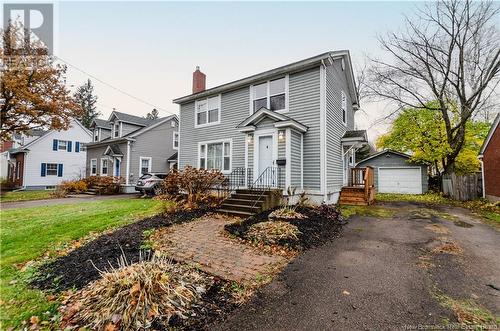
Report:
268,207,306,220
60,255,212,330
246,221,301,245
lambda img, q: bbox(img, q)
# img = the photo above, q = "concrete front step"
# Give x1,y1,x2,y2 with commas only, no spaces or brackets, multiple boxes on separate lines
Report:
217,209,254,217
218,203,262,213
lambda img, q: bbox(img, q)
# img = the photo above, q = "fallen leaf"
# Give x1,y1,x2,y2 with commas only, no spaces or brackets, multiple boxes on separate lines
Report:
342,290,350,295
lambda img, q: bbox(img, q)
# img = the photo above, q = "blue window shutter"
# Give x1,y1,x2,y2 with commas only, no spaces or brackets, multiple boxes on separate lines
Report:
57,164,63,177
52,139,58,151
41,163,46,177
67,141,72,152
75,142,80,152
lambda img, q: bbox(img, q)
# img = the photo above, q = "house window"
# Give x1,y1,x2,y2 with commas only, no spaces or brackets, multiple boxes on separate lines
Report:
173,132,179,149
140,157,152,175
46,163,58,176
171,120,176,128
198,140,231,173
91,159,97,175
251,76,288,113
341,91,347,125
79,142,86,151
58,140,67,151
101,159,109,176
94,130,99,142
114,123,119,137
195,95,220,127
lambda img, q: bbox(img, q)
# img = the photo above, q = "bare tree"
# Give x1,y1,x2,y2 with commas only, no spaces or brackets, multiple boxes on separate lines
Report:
367,0,500,173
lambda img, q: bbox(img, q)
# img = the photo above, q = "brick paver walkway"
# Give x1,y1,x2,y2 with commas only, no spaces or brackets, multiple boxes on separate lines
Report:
152,213,287,282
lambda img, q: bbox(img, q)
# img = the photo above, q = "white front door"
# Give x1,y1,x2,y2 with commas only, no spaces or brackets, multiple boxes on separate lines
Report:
258,135,274,176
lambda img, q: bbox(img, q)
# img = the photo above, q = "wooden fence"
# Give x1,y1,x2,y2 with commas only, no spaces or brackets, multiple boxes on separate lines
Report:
442,172,482,201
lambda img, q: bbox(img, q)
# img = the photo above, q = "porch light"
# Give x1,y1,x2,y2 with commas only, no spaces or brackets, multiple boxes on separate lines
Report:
247,134,253,144
278,130,285,141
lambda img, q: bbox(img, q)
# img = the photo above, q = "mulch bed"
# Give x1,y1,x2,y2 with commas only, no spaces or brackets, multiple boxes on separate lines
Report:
31,207,214,291
225,206,346,251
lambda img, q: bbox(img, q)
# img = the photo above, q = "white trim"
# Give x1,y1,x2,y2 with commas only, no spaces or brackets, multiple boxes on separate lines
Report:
300,133,304,190
319,62,326,200
173,131,179,150
285,128,291,189
356,149,412,166
273,120,308,133
119,121,123,137
377,166,423,194
341,90,347,126
100,158,109,176
90,158,97,175
139,156,152,176
197,138,233,174
177,114,181,169
253,128,278,179
114,157,121,177
126,141,131,185
249,75,289,115
244,134,249,176
478,113,499,155
194,94,221,128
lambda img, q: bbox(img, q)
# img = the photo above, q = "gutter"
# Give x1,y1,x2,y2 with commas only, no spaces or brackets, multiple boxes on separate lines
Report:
86,137,135,148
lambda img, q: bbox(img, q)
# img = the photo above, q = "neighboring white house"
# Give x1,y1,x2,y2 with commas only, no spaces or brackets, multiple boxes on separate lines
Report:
7,119,92,190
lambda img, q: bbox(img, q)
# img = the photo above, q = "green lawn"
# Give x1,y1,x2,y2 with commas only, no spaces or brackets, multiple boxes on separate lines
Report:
0,190,53,203
0,198,161,329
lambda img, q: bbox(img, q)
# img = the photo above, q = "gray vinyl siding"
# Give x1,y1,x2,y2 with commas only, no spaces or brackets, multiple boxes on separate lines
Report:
85,142,128,177
289,67,321,191
278,137,285,160
291,130,302,188
357,153,428,193
248,140,254,173
128,120,178,184
179,87,248,171
122,122,143,136
325,60,354,193
256,117,277,130
100,128,111,141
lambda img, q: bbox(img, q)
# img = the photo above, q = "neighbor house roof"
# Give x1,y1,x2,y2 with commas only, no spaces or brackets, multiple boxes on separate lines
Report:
92,118,112,129
356,149,414,165
104,144,124,157
167,152,178,162
108,111,157,126
173,50,359,107
479,113,500,156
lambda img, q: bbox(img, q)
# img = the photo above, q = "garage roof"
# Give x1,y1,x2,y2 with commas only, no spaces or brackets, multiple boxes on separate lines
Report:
356,149,415,166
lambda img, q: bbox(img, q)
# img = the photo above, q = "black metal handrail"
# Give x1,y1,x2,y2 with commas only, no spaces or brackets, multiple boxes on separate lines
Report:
215,167,252,198
249,166,285,209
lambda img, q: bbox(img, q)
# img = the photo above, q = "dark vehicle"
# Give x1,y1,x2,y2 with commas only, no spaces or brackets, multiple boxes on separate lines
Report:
135,173,168,195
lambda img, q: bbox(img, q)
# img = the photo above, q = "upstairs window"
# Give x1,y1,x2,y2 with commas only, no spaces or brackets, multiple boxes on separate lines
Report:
341,91,347,125
251,76,288,113
94,130,99,142
114,123,119,137
173,132,179,149
195,95,220,127
58,140,67,151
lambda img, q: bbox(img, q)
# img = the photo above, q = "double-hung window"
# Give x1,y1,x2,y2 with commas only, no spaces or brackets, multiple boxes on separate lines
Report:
140,157,152,175
341,91,347,125
114,123,120,137
101,159,109,176
173,132,179,149
195,95,220,127
58,140,67,151
94,130,99,142
198,140,231,173
91,159,97,175
46,163,58,176
251,76,288,113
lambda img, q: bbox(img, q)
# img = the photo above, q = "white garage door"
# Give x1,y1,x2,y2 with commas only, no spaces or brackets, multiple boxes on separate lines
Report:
378,167,422,194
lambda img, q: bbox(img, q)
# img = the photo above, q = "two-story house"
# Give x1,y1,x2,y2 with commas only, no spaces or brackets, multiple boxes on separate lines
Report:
86,111,179,192
174,51,366,204
6,119,92,190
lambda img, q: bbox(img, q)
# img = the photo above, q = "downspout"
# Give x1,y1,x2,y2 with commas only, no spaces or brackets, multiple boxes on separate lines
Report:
479,156,485,198
126,140,131,186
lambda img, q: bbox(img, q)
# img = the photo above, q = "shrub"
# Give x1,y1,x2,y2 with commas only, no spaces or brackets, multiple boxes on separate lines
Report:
160,166,225,207
315,203,343,222
60,180,88,193
50,186,68,198
246,221,301,245
60,255,212,330
269,208,306,220
83,176,121,195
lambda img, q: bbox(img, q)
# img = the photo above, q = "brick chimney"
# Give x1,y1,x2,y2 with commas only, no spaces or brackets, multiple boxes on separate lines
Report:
192,66,206,94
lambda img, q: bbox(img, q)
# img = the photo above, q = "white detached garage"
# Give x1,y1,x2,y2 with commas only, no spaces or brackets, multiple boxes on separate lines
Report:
356,150,428,194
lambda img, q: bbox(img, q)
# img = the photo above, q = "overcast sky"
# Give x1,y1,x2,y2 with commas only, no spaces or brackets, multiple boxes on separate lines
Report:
53,1,422,142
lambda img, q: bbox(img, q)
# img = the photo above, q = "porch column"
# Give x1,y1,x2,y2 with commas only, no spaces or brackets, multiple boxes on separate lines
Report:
285,128,291,190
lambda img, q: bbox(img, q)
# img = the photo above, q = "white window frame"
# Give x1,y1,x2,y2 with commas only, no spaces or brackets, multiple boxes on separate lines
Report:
194,94,221,128
94,129,99,142
46,163,58,176
101,158,109,176
249,75,289,115
171,120,176,128
341,90,347,126
139,156,152,176
173,132,179,149
113,122,120,138
58,140,67,151
90,159,97,175
197,138,232,174
79,142,86,151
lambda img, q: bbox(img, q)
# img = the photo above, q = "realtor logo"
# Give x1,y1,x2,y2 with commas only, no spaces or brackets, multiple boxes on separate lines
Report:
3,3,54,54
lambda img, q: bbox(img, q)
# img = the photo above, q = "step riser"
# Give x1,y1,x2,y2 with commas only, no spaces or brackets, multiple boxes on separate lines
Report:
219,204,261,213
231,194,266,201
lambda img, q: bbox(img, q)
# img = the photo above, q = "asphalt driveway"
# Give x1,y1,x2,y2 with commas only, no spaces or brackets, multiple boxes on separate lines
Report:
213,202,500,330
